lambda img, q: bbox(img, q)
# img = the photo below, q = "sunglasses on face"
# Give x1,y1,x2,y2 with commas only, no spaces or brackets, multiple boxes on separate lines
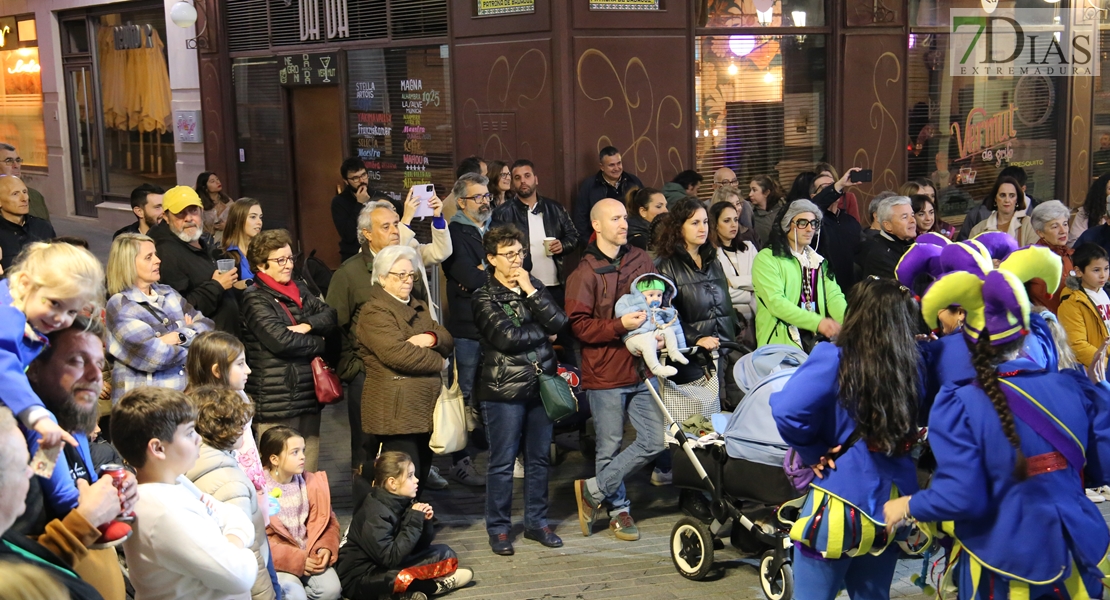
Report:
792,218,821,231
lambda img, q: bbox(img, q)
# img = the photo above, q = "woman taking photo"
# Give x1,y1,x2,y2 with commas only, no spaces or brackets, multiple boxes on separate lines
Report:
968,176,1036,244
356,244,453,496
748,175,785,245
625,187,668,252
222,198,264,285
486,160,512,208
709,201,757,344
752,200,846,350
711,186,761,249
655,197,740,400
241,229,338,472
884,261,1110,599
105,233,215,401
1069,173,1110,246
772,277,923,599
195,171,234,241
471,225,567,556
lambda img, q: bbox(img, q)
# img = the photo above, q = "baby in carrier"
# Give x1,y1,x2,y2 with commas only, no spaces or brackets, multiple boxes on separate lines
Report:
615,274,688,378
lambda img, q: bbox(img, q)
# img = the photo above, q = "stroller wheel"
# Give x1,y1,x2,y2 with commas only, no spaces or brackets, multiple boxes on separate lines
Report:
670,517,715,580
758,550,794,600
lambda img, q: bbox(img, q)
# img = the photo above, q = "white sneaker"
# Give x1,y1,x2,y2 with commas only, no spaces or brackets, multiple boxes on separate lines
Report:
1087,488,1105,503
650,467,673,486
513,456,524,479
450,456,485,487
425,465,449,490
434,567,473,595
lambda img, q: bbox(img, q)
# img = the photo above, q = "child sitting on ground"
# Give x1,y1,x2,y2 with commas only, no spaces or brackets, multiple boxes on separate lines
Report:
260,426,342,600
336,451,473,600
615,274,688,378
187,387,277,600
113,387,258,600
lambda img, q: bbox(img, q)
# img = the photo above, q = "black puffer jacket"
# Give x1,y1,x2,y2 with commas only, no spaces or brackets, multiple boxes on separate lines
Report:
472,273,568,403
655,243,738,345
240,277,338,419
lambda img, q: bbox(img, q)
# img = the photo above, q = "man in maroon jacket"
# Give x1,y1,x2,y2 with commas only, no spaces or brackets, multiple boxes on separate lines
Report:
566,198,665,542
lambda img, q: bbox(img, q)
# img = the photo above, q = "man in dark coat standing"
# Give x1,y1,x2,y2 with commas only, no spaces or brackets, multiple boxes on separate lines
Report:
148,186,239,334
860,195,917,280
573,146,643,242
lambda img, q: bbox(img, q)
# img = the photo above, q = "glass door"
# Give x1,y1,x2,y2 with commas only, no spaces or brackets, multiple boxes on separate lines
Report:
64,64,103,217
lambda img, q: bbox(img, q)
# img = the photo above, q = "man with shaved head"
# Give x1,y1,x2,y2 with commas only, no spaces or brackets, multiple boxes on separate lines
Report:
712,167,753,229
0,174,55,271
0,142,50,222
566,198,664,543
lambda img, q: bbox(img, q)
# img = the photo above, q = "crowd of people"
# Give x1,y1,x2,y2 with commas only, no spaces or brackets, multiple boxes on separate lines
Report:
1,134,1110,600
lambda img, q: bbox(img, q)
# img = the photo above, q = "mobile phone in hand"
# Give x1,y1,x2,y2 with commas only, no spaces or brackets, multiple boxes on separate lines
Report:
410,184,435,218
849,169,873,183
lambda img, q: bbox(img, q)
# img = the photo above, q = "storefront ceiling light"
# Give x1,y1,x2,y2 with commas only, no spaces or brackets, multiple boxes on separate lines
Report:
756,7,773,26
792,11,806,27
170,1,198,28
17,47,33,57
727,63,738,76
729,35,756,57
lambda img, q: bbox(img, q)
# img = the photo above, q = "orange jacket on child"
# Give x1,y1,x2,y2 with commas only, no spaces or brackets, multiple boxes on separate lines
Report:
265,471,341,577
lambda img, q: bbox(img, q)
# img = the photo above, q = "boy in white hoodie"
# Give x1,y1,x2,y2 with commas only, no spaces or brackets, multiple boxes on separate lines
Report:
112,387,258,600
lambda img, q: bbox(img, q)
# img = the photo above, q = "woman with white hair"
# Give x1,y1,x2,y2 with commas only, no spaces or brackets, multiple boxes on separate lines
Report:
355,244,453,497
106,233,214,401
751,199,847,350
1027,200,1074,312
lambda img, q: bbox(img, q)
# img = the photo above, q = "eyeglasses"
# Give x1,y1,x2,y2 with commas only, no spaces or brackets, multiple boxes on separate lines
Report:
387,271,417,282
461,193,492,204
716,178,737,186
267,254,298,267
2,157,22,165
792,218,821,231
499,172,511,179
496,249,528,262
347,172,369,182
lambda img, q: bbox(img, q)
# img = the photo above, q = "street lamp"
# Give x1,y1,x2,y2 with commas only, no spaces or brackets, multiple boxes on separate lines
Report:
169,0,210,49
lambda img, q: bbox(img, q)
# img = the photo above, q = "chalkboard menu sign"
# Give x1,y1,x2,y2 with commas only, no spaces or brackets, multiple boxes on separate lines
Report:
346,46,453,202
278,52,339,86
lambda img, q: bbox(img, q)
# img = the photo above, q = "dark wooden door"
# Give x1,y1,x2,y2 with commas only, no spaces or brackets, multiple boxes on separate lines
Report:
290,86,344,269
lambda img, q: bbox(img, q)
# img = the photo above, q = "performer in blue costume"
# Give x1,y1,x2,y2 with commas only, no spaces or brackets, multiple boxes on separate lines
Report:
884,250,1110,599
771,278,925,600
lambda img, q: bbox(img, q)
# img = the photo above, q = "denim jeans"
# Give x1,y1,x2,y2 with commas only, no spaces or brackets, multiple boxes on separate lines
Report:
482,397,553,535
277,568,342,600
451,338,482,405
585,381,665,515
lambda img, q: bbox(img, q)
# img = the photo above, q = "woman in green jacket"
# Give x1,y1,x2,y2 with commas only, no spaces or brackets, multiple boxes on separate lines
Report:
752,199,847,349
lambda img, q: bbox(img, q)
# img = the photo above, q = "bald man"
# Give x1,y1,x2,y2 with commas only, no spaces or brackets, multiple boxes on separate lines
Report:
566,198,664,543
0,175,55,271
0,142,49,222
713,167,754,229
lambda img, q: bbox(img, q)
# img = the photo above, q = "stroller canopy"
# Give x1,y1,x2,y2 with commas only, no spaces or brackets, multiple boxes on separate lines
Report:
724,345,808,466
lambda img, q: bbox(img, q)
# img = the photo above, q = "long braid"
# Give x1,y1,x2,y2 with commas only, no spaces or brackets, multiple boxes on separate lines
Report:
971,329,1028,481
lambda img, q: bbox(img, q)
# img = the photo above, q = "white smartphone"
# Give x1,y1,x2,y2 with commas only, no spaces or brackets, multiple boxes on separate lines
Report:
409,184,435,218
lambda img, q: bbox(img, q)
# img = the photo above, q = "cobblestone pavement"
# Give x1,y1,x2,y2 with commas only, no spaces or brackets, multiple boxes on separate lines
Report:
53,216,1109,600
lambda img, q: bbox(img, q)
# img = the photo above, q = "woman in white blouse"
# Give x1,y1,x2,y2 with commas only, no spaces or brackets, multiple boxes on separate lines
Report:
709,201,757,345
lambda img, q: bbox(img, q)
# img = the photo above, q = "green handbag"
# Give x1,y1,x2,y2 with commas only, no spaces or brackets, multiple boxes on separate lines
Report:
500,302,578,423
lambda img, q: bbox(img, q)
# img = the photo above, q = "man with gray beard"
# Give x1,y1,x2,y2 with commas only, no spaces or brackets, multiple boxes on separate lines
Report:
149,185,240,334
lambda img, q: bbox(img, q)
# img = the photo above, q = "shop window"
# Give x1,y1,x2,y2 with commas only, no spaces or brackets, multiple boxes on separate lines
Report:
1091,29,1110,180
346,45,454,203
694,34,827,196
906,33,1061,221
909,0,1061,28
0,17,46,168
703,0,824,28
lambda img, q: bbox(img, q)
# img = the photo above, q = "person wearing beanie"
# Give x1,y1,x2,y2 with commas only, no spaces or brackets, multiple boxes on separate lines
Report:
751,199,846,349
884,248,1110,599
149,185,241,335
613,274,688,378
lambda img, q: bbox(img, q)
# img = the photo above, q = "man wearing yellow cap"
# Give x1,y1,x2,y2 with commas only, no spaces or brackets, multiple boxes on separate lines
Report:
0,174,55,272
148,185,240,334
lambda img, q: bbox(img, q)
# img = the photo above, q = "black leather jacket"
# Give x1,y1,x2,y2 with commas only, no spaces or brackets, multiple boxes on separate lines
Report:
240,278,338,419
654,244,738,345
490,195,579,284
471,273,568,403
